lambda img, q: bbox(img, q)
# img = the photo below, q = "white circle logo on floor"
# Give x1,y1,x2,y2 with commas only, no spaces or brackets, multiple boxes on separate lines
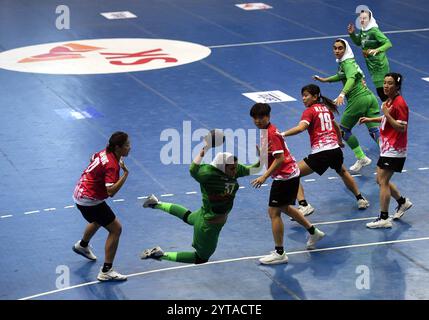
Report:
0,38,211,74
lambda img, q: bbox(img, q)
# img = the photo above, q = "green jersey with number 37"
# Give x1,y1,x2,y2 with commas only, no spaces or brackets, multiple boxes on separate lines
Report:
190,162,250,219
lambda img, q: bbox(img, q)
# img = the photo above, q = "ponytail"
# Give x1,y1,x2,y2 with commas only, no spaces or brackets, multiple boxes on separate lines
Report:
320,95,339,115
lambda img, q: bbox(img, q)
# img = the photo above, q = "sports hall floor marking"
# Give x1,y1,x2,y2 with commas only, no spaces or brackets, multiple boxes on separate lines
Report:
2,167,427,221
19,235,429,300
208,28,429,49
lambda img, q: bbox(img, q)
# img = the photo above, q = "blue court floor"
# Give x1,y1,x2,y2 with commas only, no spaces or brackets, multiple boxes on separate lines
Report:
0,0,428,300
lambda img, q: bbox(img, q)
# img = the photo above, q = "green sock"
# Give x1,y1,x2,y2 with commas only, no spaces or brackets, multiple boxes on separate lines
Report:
345,135,365,159
352,146,366,160
155,203,189,220
161,252,197,263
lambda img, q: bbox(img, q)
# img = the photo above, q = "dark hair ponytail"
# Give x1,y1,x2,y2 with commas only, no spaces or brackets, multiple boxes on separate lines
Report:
106,131,128,153
301,84,339,114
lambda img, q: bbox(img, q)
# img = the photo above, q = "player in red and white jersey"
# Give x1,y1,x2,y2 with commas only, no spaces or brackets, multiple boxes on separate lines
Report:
360,73,412,229
281,84,370,212
250,103,325,265
73,149,121,204
72,131,131,281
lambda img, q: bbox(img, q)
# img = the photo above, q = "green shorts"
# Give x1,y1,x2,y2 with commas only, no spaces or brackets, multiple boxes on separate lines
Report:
341,92,380,130
187,209,224,260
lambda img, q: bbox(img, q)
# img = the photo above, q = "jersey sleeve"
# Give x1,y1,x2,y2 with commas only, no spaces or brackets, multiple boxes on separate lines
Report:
104,163,119,186
236,164,250,178
393,98,409,124
269,133,285,156
349,32,362,46
190,162,210,183
301,108,314,125
341,61,358,94
373,28,392,52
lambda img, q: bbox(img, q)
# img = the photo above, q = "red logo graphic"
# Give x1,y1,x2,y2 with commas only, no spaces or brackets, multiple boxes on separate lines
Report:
18,43,103,63
18,42,178,66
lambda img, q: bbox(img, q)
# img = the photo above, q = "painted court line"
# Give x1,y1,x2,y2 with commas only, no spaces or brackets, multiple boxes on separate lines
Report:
19,236,429,300
208,28,429,49
313,216,376,226
4,167,427,221
24,210,40,215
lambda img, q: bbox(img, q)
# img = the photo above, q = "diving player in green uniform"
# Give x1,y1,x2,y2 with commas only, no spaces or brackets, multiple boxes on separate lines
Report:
140,141,260,264
348,8,392,101
313,38,380,172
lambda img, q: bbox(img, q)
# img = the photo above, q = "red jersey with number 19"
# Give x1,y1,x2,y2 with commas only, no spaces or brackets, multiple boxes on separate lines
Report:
301,103,339,154
262,123,300,180
73,149,120,205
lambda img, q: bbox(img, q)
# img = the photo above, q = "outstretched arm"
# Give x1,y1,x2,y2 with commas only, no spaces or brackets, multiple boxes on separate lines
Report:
251,152,283,188
281,121,309,137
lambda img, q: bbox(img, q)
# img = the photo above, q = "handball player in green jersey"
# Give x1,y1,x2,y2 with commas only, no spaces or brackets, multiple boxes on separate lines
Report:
313,38,380,172
141,138,260,264
348,9,392,102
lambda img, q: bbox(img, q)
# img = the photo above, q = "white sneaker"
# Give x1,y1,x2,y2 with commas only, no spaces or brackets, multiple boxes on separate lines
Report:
306,228,325,250
143,194,159,208
259,251,288,265
357,197,370,210
299,203,315,216
349,156,372,172
366,218,392,229
290,204,315,221
97,268,127,282
393,198,412,220
72,240,97,261
140,246,165,259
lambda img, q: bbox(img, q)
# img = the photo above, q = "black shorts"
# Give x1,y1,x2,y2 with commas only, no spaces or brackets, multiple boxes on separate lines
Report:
269,177,299,207
377,156,406,172
304,147,344,175
76,202,116,227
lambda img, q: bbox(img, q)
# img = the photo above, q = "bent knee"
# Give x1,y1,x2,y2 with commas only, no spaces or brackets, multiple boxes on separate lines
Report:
195,253,209,264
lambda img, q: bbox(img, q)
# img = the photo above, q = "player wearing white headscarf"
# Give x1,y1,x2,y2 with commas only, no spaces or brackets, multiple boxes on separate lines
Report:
348,8,392,101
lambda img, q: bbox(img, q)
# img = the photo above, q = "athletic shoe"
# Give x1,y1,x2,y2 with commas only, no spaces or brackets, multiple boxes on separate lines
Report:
299,203,315,216
72,240,97,261
140,246,165,259
259,251,288,265
290,203,315,221
349,156,372,172
393,198,413,220
366,218,392,229
357,197,370,210
143,194,159,208
306,228,325,250
97,268,127,282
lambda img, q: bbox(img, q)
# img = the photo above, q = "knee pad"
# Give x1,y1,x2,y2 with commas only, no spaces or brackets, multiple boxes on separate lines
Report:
340,125,352,141
195,253,209,264
182,210,192,224
368,126,380,143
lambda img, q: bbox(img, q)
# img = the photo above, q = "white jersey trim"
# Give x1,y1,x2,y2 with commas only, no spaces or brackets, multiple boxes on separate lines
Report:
311,143,340,154
73,196,103,206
